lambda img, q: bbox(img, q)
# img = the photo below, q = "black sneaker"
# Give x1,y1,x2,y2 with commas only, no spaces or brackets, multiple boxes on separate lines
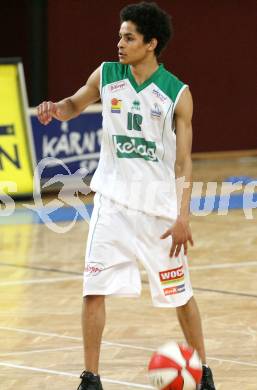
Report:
200,366,216,390
77,371,103,390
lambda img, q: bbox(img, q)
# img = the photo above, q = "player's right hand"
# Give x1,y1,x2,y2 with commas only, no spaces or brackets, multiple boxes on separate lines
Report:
160,217,194,258
37,101,62,125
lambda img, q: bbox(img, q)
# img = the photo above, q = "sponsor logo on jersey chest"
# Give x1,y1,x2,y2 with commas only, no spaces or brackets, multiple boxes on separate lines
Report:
112,135,158,162
109,80,127,92
151,103,162,119
152,88,167,102
131,100,140,111
111,98,122,113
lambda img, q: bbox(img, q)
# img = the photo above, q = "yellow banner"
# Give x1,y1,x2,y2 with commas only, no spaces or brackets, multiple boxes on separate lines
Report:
0,64,33,195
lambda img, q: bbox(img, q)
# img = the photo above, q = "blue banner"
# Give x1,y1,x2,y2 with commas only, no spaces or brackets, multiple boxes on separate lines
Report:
30,108,102,178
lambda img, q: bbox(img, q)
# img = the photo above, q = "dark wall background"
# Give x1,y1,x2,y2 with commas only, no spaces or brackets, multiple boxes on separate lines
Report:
1,0,256,152
1,1,30,90
1,0,47,105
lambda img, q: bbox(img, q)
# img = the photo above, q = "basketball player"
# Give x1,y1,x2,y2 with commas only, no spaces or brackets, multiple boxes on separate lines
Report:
38,2,216,389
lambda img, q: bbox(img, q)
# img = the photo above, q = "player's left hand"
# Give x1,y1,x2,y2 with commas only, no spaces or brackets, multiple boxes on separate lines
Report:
160,217,194,258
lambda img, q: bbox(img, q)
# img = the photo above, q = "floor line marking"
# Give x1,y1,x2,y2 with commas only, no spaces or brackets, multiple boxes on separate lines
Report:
0,326,81,340
1,259,257,278
0,346,83,357
0,326,153,352
194,287,257,299
207,357,257,368
103,340,154,352
0,362,154,389
190,260,257,270
141,260,257,273
0,262,81,275
1,326,257,368
0,276,83,287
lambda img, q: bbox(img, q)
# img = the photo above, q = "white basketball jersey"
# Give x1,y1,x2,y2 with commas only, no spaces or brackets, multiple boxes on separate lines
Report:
90,62,188,219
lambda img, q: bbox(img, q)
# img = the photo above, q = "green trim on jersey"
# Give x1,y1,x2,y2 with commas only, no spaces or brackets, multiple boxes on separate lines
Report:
154,67,186,103
101,62,185,102
102,62,128,88
127,64,164,93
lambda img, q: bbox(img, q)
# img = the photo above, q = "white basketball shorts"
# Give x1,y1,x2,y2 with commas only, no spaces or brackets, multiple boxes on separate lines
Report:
83,193,193,307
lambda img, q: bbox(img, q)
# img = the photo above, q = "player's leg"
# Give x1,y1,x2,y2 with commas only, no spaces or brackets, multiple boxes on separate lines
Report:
176,297,216,390
82,295,106,373
137,214,216,390
78,296,105,390
77,194,141,389
176,296,206,363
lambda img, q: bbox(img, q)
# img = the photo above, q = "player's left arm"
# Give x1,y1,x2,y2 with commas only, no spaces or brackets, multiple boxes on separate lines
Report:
161,87,194,257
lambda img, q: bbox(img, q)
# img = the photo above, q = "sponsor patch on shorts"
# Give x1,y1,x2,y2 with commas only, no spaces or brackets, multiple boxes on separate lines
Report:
85,262,104,276
164,284,186,296
159,265,184,286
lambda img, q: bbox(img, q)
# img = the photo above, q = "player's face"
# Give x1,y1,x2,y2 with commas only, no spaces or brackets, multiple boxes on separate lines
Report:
118,21,152,65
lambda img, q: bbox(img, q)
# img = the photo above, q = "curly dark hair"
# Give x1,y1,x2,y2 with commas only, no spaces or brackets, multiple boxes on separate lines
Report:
120,1,173,57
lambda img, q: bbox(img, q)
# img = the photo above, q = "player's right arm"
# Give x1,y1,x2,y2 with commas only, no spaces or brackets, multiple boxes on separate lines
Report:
37,67,101,125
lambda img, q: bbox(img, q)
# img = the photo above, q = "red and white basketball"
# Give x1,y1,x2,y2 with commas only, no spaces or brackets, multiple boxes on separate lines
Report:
148,341,202,390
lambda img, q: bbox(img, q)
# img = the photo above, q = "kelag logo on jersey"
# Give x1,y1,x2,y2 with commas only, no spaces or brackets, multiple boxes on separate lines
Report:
112,135,158,162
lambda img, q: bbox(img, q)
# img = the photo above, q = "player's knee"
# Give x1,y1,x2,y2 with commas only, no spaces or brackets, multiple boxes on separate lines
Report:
176,296,194,311
83,294,105,306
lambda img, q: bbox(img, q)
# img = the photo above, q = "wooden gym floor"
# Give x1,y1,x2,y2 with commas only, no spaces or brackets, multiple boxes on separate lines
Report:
0,153,257,389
